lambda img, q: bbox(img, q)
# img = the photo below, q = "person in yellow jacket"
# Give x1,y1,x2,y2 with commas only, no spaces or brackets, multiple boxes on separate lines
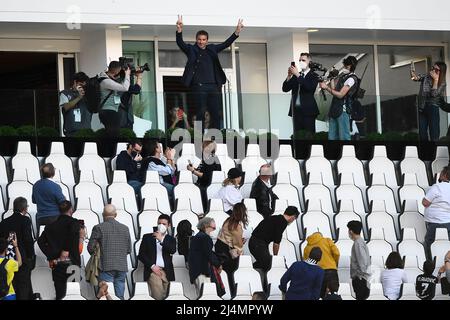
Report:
303,232,340,298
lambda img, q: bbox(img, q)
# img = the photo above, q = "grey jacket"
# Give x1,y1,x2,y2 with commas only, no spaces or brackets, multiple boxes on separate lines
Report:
88,218,131,272
98,71,130,112
350,237,371,282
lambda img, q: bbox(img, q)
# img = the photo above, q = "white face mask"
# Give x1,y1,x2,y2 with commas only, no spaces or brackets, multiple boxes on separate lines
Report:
340,68,350,75
157,224,167,235
298,61,308,71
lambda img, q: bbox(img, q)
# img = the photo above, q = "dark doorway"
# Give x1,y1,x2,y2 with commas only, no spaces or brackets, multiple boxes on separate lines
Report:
0,52,58,130
163,76,195,130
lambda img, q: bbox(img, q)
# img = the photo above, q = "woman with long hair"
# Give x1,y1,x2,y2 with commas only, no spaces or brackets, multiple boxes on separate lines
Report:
412,61,447,141
214,202,248,296
216,168,243,215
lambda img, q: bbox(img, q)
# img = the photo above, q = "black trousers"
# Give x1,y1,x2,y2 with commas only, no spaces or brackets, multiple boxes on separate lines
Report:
37,216,59,234
293,113,316,135
352,277,370,300
320,269,339,298
12,262,33,300
99,110,121,137
248,237,272,272
214,239,239,295
191,84,222,130
52,263,70,300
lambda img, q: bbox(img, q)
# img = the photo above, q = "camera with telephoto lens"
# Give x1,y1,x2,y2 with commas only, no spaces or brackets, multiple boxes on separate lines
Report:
118,57,150,76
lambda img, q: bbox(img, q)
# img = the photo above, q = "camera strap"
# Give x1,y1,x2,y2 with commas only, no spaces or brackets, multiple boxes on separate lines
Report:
360,62,369,82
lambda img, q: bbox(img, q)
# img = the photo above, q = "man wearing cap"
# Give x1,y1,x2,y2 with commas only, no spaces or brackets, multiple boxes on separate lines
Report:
250,164,279,218
249,206,300,271
217,168,244,214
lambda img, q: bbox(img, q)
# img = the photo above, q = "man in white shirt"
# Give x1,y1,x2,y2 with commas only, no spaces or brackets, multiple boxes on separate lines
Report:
137,214,176,300
422,166,450,260
320,56,359,141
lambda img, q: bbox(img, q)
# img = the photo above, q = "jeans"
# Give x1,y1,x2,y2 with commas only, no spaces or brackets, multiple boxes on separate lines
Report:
99,271,127,300
128,180,143,209
424,222,450,260
419,104,440,142
161,182,175,207
191,84,222,130
328,112,351,141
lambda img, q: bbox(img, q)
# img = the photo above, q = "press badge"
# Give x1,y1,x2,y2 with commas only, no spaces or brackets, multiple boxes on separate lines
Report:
114,95,121,105
74,109,81,123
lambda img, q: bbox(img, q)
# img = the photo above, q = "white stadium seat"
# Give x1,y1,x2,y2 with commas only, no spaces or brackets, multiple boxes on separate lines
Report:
302,210,333,239
400,146,429,190
74,171,105,215
338,282,355,300
45,142,75,191
399,173,425,210
399,283,420,300
233,283,252,300
31,267,56,300
305,145,334,187
431,228,450,267
273,144,303,188
172,255,197,299
335,173,367,215
367,283,388,300
337,145,366,188
432,146,449,178
367,174,398,215
205,199,229,239
303,176,334,218
367,228,393,260
268,238,297,267
215,143,236,174
199,282,223,300
402,256,422,284
111,142,128,171
131,282,155,300
241,144,267,184
63,282,86,300
207,171,226,200
171,198,199,236
0,156,8,201
166,281,189,300
234,255,263,294
272,171,302,212
141,171,172,215
11,141,40,184
174,170,204,215
369,146,398,188
138,198,163,236
366,207,398,244
398,228,426,267
78,142,109,190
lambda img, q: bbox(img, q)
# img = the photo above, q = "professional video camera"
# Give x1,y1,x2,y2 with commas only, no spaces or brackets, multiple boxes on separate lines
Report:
118,56,150,75
309,62,339,101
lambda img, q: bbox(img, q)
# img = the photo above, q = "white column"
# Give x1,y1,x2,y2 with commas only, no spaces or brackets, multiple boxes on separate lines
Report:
266,32,309,139
79,27,123,130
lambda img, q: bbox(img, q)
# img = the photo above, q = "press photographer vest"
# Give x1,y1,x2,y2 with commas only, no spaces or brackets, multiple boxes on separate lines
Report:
328,73,359,119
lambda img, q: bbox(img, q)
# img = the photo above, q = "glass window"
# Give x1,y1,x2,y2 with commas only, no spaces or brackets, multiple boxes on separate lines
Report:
309,45,377,137
122,41,157,137
235,43,270,132
158,41,232,68
377,45,446,136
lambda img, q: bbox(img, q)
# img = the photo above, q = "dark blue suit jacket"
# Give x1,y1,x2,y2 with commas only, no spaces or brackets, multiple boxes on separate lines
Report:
138,233,177,281
188,231,221,283
176,32,238,87
282,71,319,117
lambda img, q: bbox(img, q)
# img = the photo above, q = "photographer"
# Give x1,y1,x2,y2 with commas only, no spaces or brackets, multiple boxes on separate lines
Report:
319,56,358,141
98,61,131,137
119,71,143,130
59,72,91,136
283,53,320,135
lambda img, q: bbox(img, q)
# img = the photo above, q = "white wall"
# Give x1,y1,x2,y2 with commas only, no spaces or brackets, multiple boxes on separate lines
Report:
3,1,450,31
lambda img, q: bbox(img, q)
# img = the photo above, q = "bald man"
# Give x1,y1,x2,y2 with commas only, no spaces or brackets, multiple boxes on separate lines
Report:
88,204,131,300
250,164,279,218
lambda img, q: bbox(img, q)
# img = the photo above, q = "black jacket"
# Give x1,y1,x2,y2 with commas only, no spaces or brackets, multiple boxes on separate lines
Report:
116,150,143,182
0,212,35,264
176,32,238,87
138,233,177,282
37,215,81,266
188,231,221,283
282,71,319,117
250,178,279,218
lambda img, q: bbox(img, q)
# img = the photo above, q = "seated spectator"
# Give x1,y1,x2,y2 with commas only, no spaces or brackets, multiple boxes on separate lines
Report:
252,291,267,300
422,165,450,260
187,140,221,211
96,281,113,300
188,217,222,297
250,164,278,218
59,72,91,137
322,278,342,300
438,250,450,295
138,214,176,300
380,251,408,300
144,140,176,206
214,203,248,295
279,247,324,300
116,140,144,196
303,231,340,298
416,260,439,300
169,106,191,129
217,168,243,215
249,206,299,272
0,236,22,300
176,220,194,264
0,197,35,300
32,163,66,230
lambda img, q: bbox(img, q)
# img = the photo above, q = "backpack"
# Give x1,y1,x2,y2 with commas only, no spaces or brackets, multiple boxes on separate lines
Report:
84,75,113,113
0,258,10,299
